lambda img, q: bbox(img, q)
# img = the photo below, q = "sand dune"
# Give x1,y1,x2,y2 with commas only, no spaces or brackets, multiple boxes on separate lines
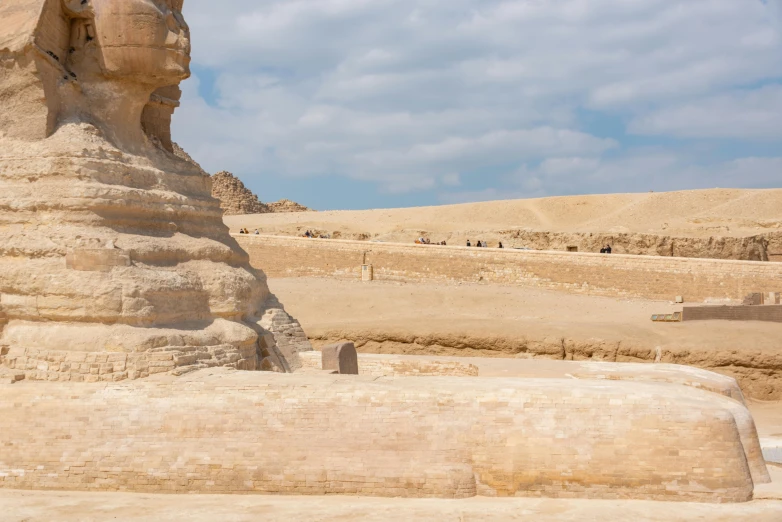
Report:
225,189,782,244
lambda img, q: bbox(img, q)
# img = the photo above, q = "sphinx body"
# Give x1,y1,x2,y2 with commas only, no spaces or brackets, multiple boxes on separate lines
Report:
0,0,311,378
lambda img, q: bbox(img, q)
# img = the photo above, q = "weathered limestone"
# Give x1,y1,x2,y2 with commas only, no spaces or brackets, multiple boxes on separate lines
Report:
321,342,359,374
0,0,311,377
299,353,771,486
0,371,764,502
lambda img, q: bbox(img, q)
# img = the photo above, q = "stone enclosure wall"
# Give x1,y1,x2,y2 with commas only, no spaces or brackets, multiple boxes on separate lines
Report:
237,235,782,302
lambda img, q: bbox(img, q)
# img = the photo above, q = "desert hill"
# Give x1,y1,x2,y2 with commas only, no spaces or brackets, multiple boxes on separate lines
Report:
224,188,782,260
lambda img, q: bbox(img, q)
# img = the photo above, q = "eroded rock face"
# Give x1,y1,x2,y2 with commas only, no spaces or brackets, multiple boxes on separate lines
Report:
0,0,310,380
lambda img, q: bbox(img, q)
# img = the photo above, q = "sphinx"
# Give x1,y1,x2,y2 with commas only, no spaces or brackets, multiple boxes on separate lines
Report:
0,0,311,379
0,1,772,505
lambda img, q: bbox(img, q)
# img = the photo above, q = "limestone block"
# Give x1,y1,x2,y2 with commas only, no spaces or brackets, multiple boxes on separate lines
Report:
322,342,358,375
0,373,762,502
65,249,131,272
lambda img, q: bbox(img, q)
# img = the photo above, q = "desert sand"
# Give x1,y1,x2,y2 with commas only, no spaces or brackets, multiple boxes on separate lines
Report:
226,189,782,260
226,188,782,240
267,277,782,399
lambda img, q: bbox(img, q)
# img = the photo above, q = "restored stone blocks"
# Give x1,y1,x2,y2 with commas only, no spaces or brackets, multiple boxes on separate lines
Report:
0,343,258,382
683,304,782,323
0,373,760,502
321,342,358,374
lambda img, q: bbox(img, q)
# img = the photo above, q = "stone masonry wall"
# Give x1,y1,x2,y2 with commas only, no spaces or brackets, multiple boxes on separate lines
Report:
0,344,258,382
0,373,757,502
237,235,782,302
683,305,782,323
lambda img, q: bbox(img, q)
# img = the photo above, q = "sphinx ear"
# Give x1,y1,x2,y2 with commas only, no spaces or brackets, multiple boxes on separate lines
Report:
62,0,96,54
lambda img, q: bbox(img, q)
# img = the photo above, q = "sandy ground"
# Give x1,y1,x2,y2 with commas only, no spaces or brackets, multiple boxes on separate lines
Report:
0,489,780,521
2,306,780,519
269,277,782,358
226,188,782,242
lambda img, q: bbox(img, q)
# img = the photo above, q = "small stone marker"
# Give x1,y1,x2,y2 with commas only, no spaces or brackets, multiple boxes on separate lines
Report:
321,342,359,375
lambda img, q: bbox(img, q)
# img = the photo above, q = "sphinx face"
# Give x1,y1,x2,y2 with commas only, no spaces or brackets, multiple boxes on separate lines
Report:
91,0,191,85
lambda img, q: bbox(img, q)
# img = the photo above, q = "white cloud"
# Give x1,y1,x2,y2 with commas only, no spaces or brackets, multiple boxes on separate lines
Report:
629,85,782,139
173,0,782,205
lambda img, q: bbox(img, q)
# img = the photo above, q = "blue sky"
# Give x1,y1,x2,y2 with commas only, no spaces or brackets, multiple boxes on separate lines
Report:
172,0,782,210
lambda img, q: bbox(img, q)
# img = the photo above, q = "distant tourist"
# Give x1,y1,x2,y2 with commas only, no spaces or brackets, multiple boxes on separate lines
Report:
466,240,471,247
254,229,259,235
499,242,503,249
600,247,606,253
239,229,245,234
305,230,312,238
606,245,612,254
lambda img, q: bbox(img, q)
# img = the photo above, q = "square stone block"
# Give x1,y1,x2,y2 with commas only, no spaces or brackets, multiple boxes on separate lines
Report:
321,342,359,375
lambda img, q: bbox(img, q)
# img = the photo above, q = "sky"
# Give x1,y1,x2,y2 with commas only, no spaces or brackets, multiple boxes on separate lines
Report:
171,0,782,211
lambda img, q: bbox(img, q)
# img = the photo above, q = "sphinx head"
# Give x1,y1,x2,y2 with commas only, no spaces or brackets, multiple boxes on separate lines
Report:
0,0,191,149
64,0,191,86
